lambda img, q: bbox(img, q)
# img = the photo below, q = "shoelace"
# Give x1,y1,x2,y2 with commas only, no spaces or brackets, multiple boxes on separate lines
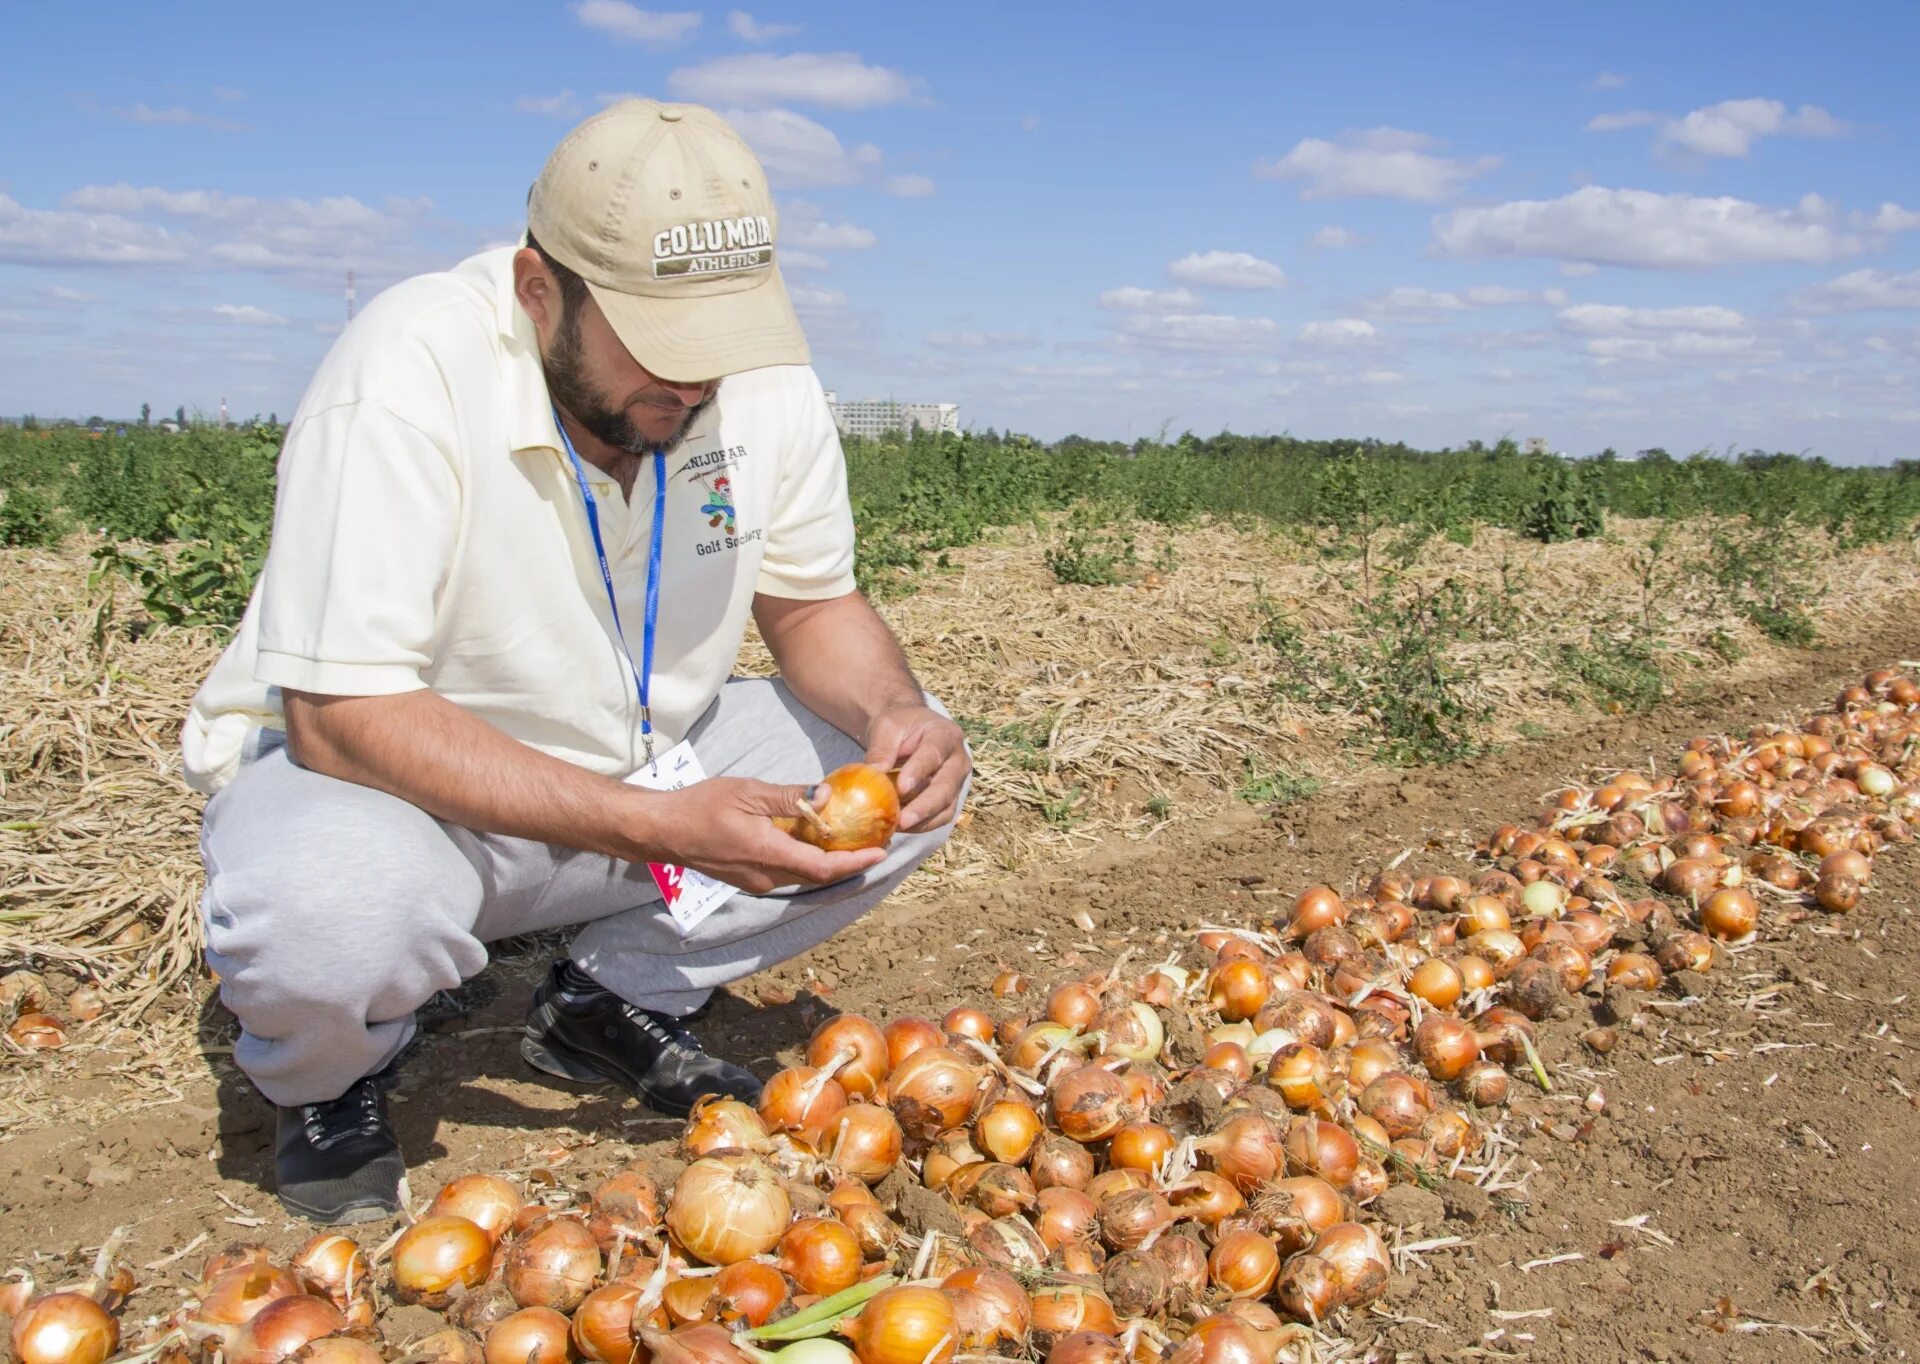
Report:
620,1003,698,1053
301,1082,384,1150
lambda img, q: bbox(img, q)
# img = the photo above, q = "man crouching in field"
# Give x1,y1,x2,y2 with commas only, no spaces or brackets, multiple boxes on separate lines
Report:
179,101,970,1224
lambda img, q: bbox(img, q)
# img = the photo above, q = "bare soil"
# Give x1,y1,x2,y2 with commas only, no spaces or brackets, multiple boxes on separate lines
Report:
4,620,1919,1362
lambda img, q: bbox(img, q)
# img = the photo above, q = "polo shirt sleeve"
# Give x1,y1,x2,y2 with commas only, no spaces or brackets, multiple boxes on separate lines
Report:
755,370,858,600
252,399,460,696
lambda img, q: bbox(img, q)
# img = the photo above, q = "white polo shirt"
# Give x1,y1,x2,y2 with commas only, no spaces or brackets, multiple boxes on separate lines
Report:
181,246,856,794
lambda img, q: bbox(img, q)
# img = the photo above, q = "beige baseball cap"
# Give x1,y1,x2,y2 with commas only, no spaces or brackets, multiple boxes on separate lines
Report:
528,99,808,382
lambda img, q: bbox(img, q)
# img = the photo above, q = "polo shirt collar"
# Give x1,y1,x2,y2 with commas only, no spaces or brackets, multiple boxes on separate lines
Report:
493,249,563,458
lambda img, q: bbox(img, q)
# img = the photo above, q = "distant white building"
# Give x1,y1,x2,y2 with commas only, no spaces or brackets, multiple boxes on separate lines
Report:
823,390,960,440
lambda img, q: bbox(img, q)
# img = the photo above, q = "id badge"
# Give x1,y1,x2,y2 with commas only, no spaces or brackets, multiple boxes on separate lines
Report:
622,740,739,935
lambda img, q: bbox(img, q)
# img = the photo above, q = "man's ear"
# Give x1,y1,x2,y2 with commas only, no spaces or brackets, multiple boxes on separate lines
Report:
512,247,556,340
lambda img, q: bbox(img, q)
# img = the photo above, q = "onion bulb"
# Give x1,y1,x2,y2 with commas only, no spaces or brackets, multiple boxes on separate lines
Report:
840,1285,958,1364
571,1284,642,1364
1413,1014,1479,1082
776,764,899,852
200,1261,305,1325
1097,1189,1172,1251
291,1235,369,1309
1028,1284,1119,1344
666,1155,792,1266
427,1175,523,1245
887,1047,980,1139
1049,1065,1129,1143
712,1262,790,1328
807,1014,890,1096
1207,1229,1280,1299
1282,1117,1359,1188
1699,887,1758,941
777,1218,862,1298
684,1097,771,1158
586,1166,663,1252
230,1295,346,1364
9,1293,120,1364
823,1103,904,1183
974,1098,1044,1165
1206,960,1270,1023
943,1267,1030,1350
1274,1222,1390,1322
502,1215,600,1313
484,1307,571,1364
760,1066,848,1143
1106,1121,1174,1174
1029,1133,1095,1190
882,1017,943,1069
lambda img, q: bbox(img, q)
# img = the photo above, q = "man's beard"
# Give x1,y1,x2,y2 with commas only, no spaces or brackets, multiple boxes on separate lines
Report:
541,306,713,456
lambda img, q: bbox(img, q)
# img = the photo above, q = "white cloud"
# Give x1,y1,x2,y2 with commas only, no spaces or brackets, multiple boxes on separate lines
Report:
1432,186,1863,268
1364,284,1558,320
1298,317,1377,345
1796,268,1920,313
1657,98,1846,158
1312,225,1359,249
670,52,919,109
1557,303,1749,334
211,86,247,103
515,90,582,117
211,304,288,326
572,1,700,47
1585,110,1662,132
722,108,882,187
1116,312,1278,352
113,102,244,132
1559,261,1598,278
1858,203,1920,233
1256,127,1499,202
1167,250,1286,290
1099,285,1203,313
727,10,801,41
43,184,441,280
787,282,846,311
779,200,877,251
886,173,935,198
1556,302,1759,364
1588,71,1630,92
1326,368,1406,387
0,193,186,266
928,329,1035,349
1020,114,1042,133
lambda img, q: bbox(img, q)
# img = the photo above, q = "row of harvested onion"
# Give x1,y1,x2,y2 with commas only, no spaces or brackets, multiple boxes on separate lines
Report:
7,667,1916,1364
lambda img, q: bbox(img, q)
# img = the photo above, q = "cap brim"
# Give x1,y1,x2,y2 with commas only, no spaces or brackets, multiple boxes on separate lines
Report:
586,265,810,384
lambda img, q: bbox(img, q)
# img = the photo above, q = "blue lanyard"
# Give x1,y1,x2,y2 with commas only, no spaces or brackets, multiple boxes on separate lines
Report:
553,409,666,765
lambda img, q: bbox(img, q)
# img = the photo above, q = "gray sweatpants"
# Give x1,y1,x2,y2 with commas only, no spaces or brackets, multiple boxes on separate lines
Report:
198,678,964,1107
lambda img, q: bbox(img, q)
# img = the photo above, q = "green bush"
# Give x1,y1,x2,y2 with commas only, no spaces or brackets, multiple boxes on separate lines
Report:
0,486,67,547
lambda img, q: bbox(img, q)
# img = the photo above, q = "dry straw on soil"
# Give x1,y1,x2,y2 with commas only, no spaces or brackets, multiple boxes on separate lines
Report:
4,517,1919,1134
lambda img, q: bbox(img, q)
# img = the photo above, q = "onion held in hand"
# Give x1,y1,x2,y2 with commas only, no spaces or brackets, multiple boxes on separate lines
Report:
776,764,900,852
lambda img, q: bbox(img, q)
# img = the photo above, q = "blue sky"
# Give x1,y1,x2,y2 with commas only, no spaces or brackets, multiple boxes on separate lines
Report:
2,1,1917,460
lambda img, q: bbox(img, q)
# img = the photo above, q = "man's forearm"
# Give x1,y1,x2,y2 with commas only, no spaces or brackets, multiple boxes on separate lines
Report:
283,688,663,861
754,591,923,741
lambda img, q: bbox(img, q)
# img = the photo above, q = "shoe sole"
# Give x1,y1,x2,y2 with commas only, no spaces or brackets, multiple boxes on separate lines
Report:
519,1034,696,1120
276,1191,400,1226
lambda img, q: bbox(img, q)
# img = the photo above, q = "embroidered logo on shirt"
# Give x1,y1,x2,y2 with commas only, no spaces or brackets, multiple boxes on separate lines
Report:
698,473,738,534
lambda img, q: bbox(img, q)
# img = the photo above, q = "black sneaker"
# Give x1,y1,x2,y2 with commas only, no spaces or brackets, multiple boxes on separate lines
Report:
273,1069,404,1225
521,961,762,1118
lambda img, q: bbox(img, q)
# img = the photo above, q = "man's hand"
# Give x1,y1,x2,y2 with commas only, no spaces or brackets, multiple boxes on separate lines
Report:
863,704,971,833
639,777,887,894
